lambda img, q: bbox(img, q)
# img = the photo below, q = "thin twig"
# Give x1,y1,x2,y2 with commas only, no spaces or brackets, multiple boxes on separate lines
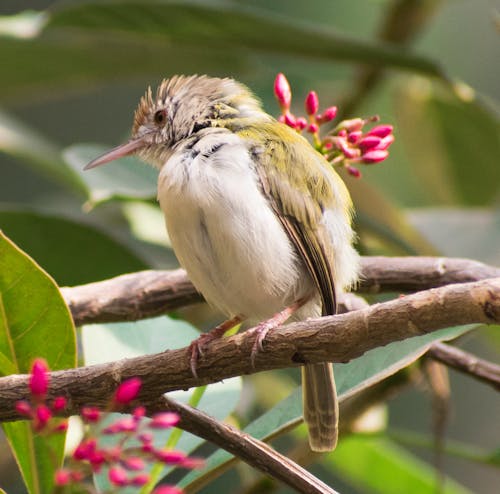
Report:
154,396,339,494
1,277,498,422
61,256,500,326
427,342,500,391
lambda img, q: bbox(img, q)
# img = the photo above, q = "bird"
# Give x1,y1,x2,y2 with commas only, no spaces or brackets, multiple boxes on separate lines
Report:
85,75,359,452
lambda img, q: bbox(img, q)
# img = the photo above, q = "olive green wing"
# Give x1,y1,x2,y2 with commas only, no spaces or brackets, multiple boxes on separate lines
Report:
248,124,338,316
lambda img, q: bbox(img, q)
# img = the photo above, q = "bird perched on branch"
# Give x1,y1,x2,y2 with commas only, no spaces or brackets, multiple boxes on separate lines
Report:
85,75,359,451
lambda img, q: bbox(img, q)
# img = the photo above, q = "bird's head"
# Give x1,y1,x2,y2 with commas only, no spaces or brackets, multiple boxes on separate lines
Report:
85,75,268,170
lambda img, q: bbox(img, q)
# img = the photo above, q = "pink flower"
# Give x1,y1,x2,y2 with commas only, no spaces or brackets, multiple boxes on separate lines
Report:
346,166,362,178
29,358,49,398
81,406,101,422
307,123,319,134
109,466,129,487
34,404,52,430
295,117,307,130
15,400,32,416
361,149,389,164
155,449,186,465
103,417,137,434
122,456,145,471
318,106,337,123
305,91,319,115
274,73,291,110
149,412,180,429
114,377,142,405
284,112,297,128
52,396,67,412
368,124,393,138
131,473,150,486
152,486,183,494
54,469,71,486
73,438,97,461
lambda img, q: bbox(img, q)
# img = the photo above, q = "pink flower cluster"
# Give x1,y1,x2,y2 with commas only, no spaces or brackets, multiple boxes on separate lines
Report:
274,73,394,178
16,359,203,493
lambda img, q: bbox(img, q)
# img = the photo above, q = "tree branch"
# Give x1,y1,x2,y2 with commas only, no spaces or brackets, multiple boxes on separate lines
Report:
427,342,500,391
61,256,500,326
154,396,339,494
1,277,498,422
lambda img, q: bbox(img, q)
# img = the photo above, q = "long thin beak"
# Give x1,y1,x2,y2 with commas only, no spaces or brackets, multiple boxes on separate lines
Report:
84,138,146,170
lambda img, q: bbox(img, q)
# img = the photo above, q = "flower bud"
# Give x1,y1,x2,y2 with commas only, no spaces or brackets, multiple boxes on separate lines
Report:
358,136,381,152
284,112,297,128
16,400,32,416
362,149,389,164
54,469,71,486
150,412,180,429
347,131,362,144
152,486,183,494
131,473,150,486
318,106,337,122
307,123,319,134
123,456,145,471
295,117,307,130
377,134,395,150
274,73,291,110
29,358,49,398
367,124,393,138
52,396,67,412
305,91,319,115
35,404,52,430
109,466,128,487
114,377,142,405
82,406,101,422
346,166,362,178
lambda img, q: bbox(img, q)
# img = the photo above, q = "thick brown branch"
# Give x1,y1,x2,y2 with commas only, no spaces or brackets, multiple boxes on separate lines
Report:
427,342,500,391
1,277,498,422
61,256,500,326
154,396,339,494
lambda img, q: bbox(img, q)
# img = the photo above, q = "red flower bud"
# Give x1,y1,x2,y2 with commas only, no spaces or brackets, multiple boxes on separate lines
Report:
16,400,32,416
54,421,68,433
54,469,71,486
318,106,337,123
377,134,395,150
295,117,307,130
82,406,101,423
367,124,393,138
104,417,137,434
307,123,319,134
274,73,291,110
150,412,180,429
155,449,186,465
122,456,145,471
29,358,49,398
35,404,52,429
305,91,319,115
347,131,362,144
52,396,67,412
73,439,97,461
131,473,150,486
109,466,128,487
114,377,142,405
133,406,146,419
152,487,183,494
362,149,389,164
284,112,297,128
346,166,362,178
358,136,381,152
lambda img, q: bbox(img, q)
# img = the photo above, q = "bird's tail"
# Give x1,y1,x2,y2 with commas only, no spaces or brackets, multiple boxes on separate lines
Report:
302,362,338,452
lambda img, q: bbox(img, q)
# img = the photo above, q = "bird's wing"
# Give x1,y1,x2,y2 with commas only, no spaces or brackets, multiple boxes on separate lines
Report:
244,123,341,316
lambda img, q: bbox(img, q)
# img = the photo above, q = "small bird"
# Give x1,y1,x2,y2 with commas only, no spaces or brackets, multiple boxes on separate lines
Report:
85,75,359,451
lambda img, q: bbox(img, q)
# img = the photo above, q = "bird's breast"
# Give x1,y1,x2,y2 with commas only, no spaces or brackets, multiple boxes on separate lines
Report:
157,132,314,320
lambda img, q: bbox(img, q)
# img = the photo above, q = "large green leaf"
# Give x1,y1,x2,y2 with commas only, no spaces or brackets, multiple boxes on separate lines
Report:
396,79,500,206
0,208,148,286
179,324,473,488
330,435,472,494
0,1,448,102
0,232,76,494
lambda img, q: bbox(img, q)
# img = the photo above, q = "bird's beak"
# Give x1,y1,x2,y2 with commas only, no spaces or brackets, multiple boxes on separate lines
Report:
84,137,146,170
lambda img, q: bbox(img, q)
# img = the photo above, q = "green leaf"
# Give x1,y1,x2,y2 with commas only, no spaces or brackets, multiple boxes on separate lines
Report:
0,208,148,286
179,324,473,488
0,2,448,102
64,144,157,206
0,109,85,195
0,232,76,494
81,316,242,491
330,435,472,494
396,79,500,206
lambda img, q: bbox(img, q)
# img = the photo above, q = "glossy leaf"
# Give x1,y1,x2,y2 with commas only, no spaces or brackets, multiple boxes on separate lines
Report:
0,232,76,494
179,324,473,488
0,208,148,286
330,435,472,494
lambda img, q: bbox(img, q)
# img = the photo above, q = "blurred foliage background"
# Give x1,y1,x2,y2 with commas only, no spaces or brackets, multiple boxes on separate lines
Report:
0,1,498,493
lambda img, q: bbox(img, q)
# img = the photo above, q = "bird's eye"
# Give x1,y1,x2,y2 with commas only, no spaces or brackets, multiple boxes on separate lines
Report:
154,109,167,125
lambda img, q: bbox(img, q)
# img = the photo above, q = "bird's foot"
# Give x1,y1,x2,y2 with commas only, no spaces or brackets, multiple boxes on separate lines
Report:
250,299,308,368
189,316,242,378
